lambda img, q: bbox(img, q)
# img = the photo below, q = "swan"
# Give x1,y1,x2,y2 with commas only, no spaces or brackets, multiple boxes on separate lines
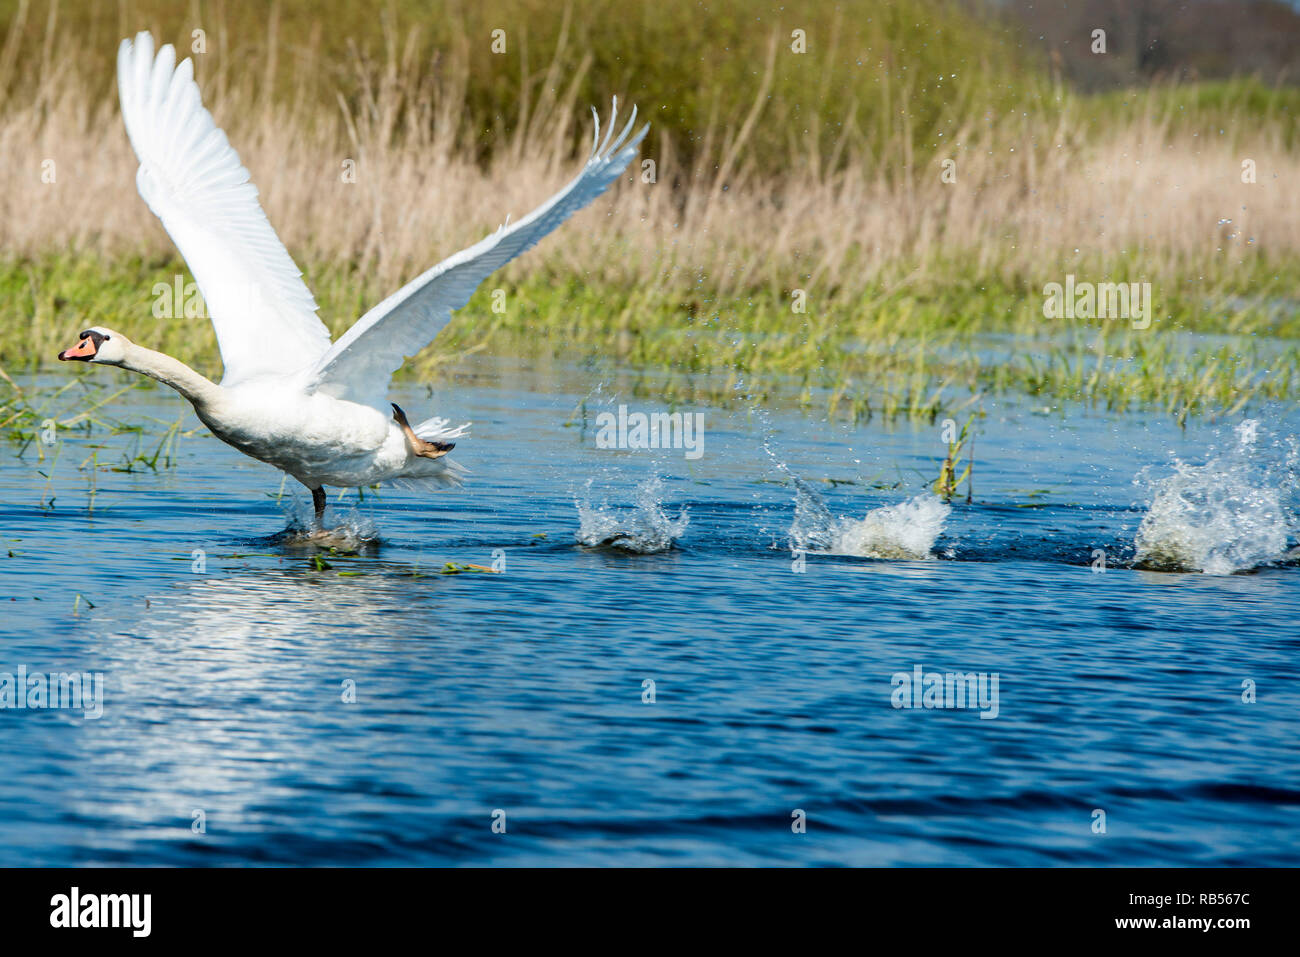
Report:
59,32,647,526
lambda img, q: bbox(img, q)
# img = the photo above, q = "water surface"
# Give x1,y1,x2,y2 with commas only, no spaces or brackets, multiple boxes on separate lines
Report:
1,358,1297,865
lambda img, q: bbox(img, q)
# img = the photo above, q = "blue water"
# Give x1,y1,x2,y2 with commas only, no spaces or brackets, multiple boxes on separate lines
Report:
1,359,1298,865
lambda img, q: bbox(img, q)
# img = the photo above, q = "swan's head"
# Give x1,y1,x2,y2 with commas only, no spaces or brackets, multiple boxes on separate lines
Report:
58,327,129,365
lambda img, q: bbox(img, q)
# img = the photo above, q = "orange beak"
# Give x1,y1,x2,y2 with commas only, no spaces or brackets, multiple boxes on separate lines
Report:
58,337,97,361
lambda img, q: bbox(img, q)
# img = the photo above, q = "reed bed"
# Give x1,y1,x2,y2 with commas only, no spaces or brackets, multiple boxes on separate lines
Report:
1,0,1298,421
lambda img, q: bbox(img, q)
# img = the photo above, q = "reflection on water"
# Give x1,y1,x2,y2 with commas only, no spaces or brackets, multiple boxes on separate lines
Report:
1,359,1299,865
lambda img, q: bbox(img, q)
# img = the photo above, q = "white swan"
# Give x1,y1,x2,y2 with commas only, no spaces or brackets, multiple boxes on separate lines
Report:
59,32,647,525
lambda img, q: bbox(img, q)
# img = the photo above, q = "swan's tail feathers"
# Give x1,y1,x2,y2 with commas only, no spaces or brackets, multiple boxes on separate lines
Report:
385,461,467,493
414,414,471,444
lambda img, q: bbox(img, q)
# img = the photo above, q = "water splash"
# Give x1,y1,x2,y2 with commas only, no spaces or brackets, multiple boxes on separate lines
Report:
575,477,688,553
277,502,381,551
790,475,950,560
1133,420,1299,574
749,399,950,561
829,494,952,559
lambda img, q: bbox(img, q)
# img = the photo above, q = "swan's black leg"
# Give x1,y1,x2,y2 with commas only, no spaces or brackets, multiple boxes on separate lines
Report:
312,487,327,528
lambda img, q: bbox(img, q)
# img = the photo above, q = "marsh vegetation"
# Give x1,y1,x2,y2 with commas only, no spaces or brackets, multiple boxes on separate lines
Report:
1,0,1297,424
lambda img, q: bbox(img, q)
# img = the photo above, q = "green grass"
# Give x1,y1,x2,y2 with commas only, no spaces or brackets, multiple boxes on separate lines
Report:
1081,78,1300,149
0,0,1044,175
3,1,1298,428
5,252,1298,428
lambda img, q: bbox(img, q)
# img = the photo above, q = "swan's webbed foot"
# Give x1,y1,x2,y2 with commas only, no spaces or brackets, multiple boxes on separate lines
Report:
392,403,454,459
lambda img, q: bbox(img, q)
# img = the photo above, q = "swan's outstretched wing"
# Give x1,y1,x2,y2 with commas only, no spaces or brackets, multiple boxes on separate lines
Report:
117,32,332,385
308,102,647,411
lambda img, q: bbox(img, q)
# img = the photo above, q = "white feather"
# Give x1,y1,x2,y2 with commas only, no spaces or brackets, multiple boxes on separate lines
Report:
307,100,648,412
117,33,332,386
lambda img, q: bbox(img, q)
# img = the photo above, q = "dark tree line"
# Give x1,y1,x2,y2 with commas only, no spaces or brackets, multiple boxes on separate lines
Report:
984,0,1300,88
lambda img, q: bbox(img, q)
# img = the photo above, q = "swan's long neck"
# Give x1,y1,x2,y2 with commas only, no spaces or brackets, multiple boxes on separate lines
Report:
119,344,221,409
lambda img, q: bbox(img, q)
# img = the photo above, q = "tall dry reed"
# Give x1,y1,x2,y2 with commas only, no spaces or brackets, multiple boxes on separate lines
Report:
0,5,1296,335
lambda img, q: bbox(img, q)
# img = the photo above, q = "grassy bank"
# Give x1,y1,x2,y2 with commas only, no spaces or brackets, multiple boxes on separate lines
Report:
1,0,1299,423
6,252,1298,426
